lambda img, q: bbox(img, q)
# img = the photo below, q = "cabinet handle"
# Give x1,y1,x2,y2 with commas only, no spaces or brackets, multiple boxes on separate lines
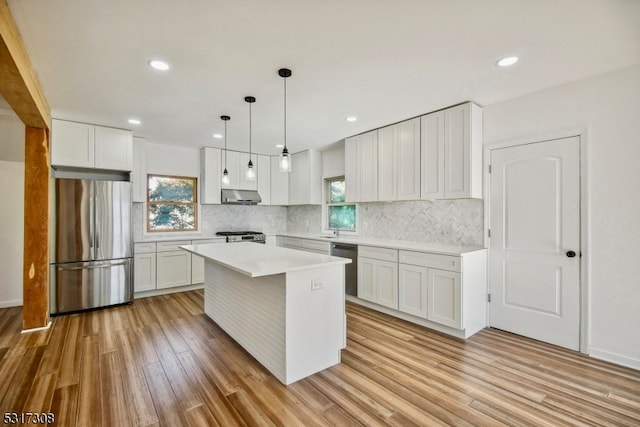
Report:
566,250,577,258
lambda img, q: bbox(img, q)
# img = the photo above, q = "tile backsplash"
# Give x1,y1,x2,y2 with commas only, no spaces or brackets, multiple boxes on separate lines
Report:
287,199,484,246
133,203,287,241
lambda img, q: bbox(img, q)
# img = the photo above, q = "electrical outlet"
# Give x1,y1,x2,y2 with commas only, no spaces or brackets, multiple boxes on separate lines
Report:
311,279,323,290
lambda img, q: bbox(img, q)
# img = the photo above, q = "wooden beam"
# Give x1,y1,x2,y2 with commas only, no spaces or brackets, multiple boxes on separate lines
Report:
0,0,51,129
23,126,50,330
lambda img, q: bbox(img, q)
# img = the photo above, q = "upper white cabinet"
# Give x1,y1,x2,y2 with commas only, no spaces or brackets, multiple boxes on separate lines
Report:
289,149,322,205
51,119,133,171
222,151,258,191
421,102,483,199
131,137,147,202
257,154,271,205
200,147,222,204
378,118,421,201
270,156,289,205
345,130,378,203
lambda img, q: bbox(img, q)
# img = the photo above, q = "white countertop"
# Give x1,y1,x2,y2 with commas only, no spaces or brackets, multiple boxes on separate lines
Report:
180,242,351,278
278,233,485,255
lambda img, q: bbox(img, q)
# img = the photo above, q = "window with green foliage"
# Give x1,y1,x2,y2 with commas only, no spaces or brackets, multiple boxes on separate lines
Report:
147,175,198,232
327,177,356,231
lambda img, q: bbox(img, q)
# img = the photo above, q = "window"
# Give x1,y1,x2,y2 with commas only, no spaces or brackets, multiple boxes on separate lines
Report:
147,174,198,232
326,177,356,231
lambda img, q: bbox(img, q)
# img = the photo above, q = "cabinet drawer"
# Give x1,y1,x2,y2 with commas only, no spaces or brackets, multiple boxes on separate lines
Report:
134,242,156,254
191,238,225,245
156,240,192,252
359,246,398,262
302,239,330,254
399,250,460,272
282,237,303,248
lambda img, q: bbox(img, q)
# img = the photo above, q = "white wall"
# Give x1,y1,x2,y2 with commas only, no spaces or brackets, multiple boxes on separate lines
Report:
483,64,640,369
0,114,25,307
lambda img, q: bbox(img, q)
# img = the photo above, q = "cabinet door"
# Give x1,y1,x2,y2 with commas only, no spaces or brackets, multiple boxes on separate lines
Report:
421,110,445,199
395,118,421,200
377,126,396,201
191,255,205,284
344,135,360,202
238,152,258,190
376,259,399,309
357,257,377,303
94,126,133,171
360,130,379,202
131,137,147,202
427,269,461,328
200,147,222,204
156,250,192,289
399,264,428,317
289,151,307,205
224,151,240,189
257,155,271,205
134,252,156,293
270,156,289,205
444,103,471,198
51,120,95,168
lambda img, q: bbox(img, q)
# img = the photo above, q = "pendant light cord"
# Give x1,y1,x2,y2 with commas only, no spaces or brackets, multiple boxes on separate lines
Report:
283,76,287,150
249,101,252,155
224,119,228,167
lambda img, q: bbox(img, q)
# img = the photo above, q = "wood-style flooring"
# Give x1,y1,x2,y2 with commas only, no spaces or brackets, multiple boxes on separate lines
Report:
1,290,639,426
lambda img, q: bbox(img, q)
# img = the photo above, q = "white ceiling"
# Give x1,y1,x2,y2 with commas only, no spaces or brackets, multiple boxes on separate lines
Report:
7,0,640,155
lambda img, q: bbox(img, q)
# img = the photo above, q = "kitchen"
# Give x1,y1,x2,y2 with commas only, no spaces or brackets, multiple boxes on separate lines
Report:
1,0,640,425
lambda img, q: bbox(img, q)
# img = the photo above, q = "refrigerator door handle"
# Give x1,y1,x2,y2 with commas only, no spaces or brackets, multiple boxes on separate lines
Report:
57,260,129,271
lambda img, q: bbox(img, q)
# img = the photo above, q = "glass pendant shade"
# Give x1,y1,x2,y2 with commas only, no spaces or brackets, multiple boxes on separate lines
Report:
279,147,291,172
245,159,256,181
222,168,230,187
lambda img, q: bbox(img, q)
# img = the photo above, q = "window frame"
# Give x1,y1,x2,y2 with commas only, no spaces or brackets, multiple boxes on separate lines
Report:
146,174,198,233
325,176,357,233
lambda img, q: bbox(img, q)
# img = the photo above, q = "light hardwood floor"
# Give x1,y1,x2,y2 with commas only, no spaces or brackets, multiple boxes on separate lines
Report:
1,290,639,426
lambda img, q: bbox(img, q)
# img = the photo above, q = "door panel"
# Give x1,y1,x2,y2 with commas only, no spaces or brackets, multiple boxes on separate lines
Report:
55,179,93,263
95,181,132,260
490,137,580,350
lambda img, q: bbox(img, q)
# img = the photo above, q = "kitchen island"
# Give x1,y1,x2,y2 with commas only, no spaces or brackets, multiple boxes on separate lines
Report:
180,242,351,385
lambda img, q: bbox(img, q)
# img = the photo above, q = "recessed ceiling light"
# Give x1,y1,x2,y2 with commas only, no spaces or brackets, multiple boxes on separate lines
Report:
148,59,170,71
212,133,223,139
276,144,284,148
346,116,358,122
496,56,519,67
128,118,141,125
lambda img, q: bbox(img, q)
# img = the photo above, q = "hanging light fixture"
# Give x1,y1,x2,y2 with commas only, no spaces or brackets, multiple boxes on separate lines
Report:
244,96,256,181
221,115,231,187
278,68,292,172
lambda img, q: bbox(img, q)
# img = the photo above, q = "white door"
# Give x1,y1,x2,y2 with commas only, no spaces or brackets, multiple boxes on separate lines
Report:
489,137,580,350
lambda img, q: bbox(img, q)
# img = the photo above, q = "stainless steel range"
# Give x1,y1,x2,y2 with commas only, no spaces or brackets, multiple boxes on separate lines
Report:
216,231,266,244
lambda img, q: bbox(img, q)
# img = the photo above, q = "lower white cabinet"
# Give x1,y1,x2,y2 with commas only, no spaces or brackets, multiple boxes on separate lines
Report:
190,239,225,284
280,236,330,254
398,263,428,317
134,242,156,293
156,241,192,289
427,268,461,328
357,246,399,309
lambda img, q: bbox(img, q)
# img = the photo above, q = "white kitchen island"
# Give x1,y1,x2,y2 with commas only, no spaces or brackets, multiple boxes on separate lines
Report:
180,242,351,385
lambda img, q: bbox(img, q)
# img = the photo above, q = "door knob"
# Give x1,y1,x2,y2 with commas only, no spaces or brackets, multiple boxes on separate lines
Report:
566,250,577,258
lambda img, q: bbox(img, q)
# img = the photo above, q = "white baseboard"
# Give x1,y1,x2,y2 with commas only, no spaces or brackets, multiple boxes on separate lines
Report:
0,299,23,308
589,347,640,371
21,321,52,334
134,283,204,299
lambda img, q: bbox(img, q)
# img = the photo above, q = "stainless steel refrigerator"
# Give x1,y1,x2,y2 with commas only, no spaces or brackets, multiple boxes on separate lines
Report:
50,178,133,314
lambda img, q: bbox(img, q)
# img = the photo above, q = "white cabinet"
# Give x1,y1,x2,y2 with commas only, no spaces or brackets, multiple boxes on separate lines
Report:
134,242,156,293
345,130,378,202
281,236,330,254
398,263,428,317
357,246,399,309
378,118,420,201
156,240,192,290
223,151,258,191
427,268,461,328
51,119,133,171
131,137,147,202
289,149,322,205
257,154,271,205
421,102,483,200
270,156,289,205
200,147,222,204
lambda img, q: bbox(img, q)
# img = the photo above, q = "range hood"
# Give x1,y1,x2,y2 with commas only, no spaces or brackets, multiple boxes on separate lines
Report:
221,189,262,205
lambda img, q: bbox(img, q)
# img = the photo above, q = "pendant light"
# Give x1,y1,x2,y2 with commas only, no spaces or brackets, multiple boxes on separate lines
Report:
244,96,256,181
278,68,292,172
221,115,231,187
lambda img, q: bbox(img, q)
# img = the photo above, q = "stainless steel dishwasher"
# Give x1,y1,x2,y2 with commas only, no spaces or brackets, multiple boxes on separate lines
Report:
330,243,358,296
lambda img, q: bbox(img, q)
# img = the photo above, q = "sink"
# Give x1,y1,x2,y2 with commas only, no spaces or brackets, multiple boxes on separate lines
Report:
319,235,338,239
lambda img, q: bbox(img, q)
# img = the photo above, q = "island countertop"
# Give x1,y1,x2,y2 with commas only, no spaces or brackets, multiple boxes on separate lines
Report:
180,242,351,278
